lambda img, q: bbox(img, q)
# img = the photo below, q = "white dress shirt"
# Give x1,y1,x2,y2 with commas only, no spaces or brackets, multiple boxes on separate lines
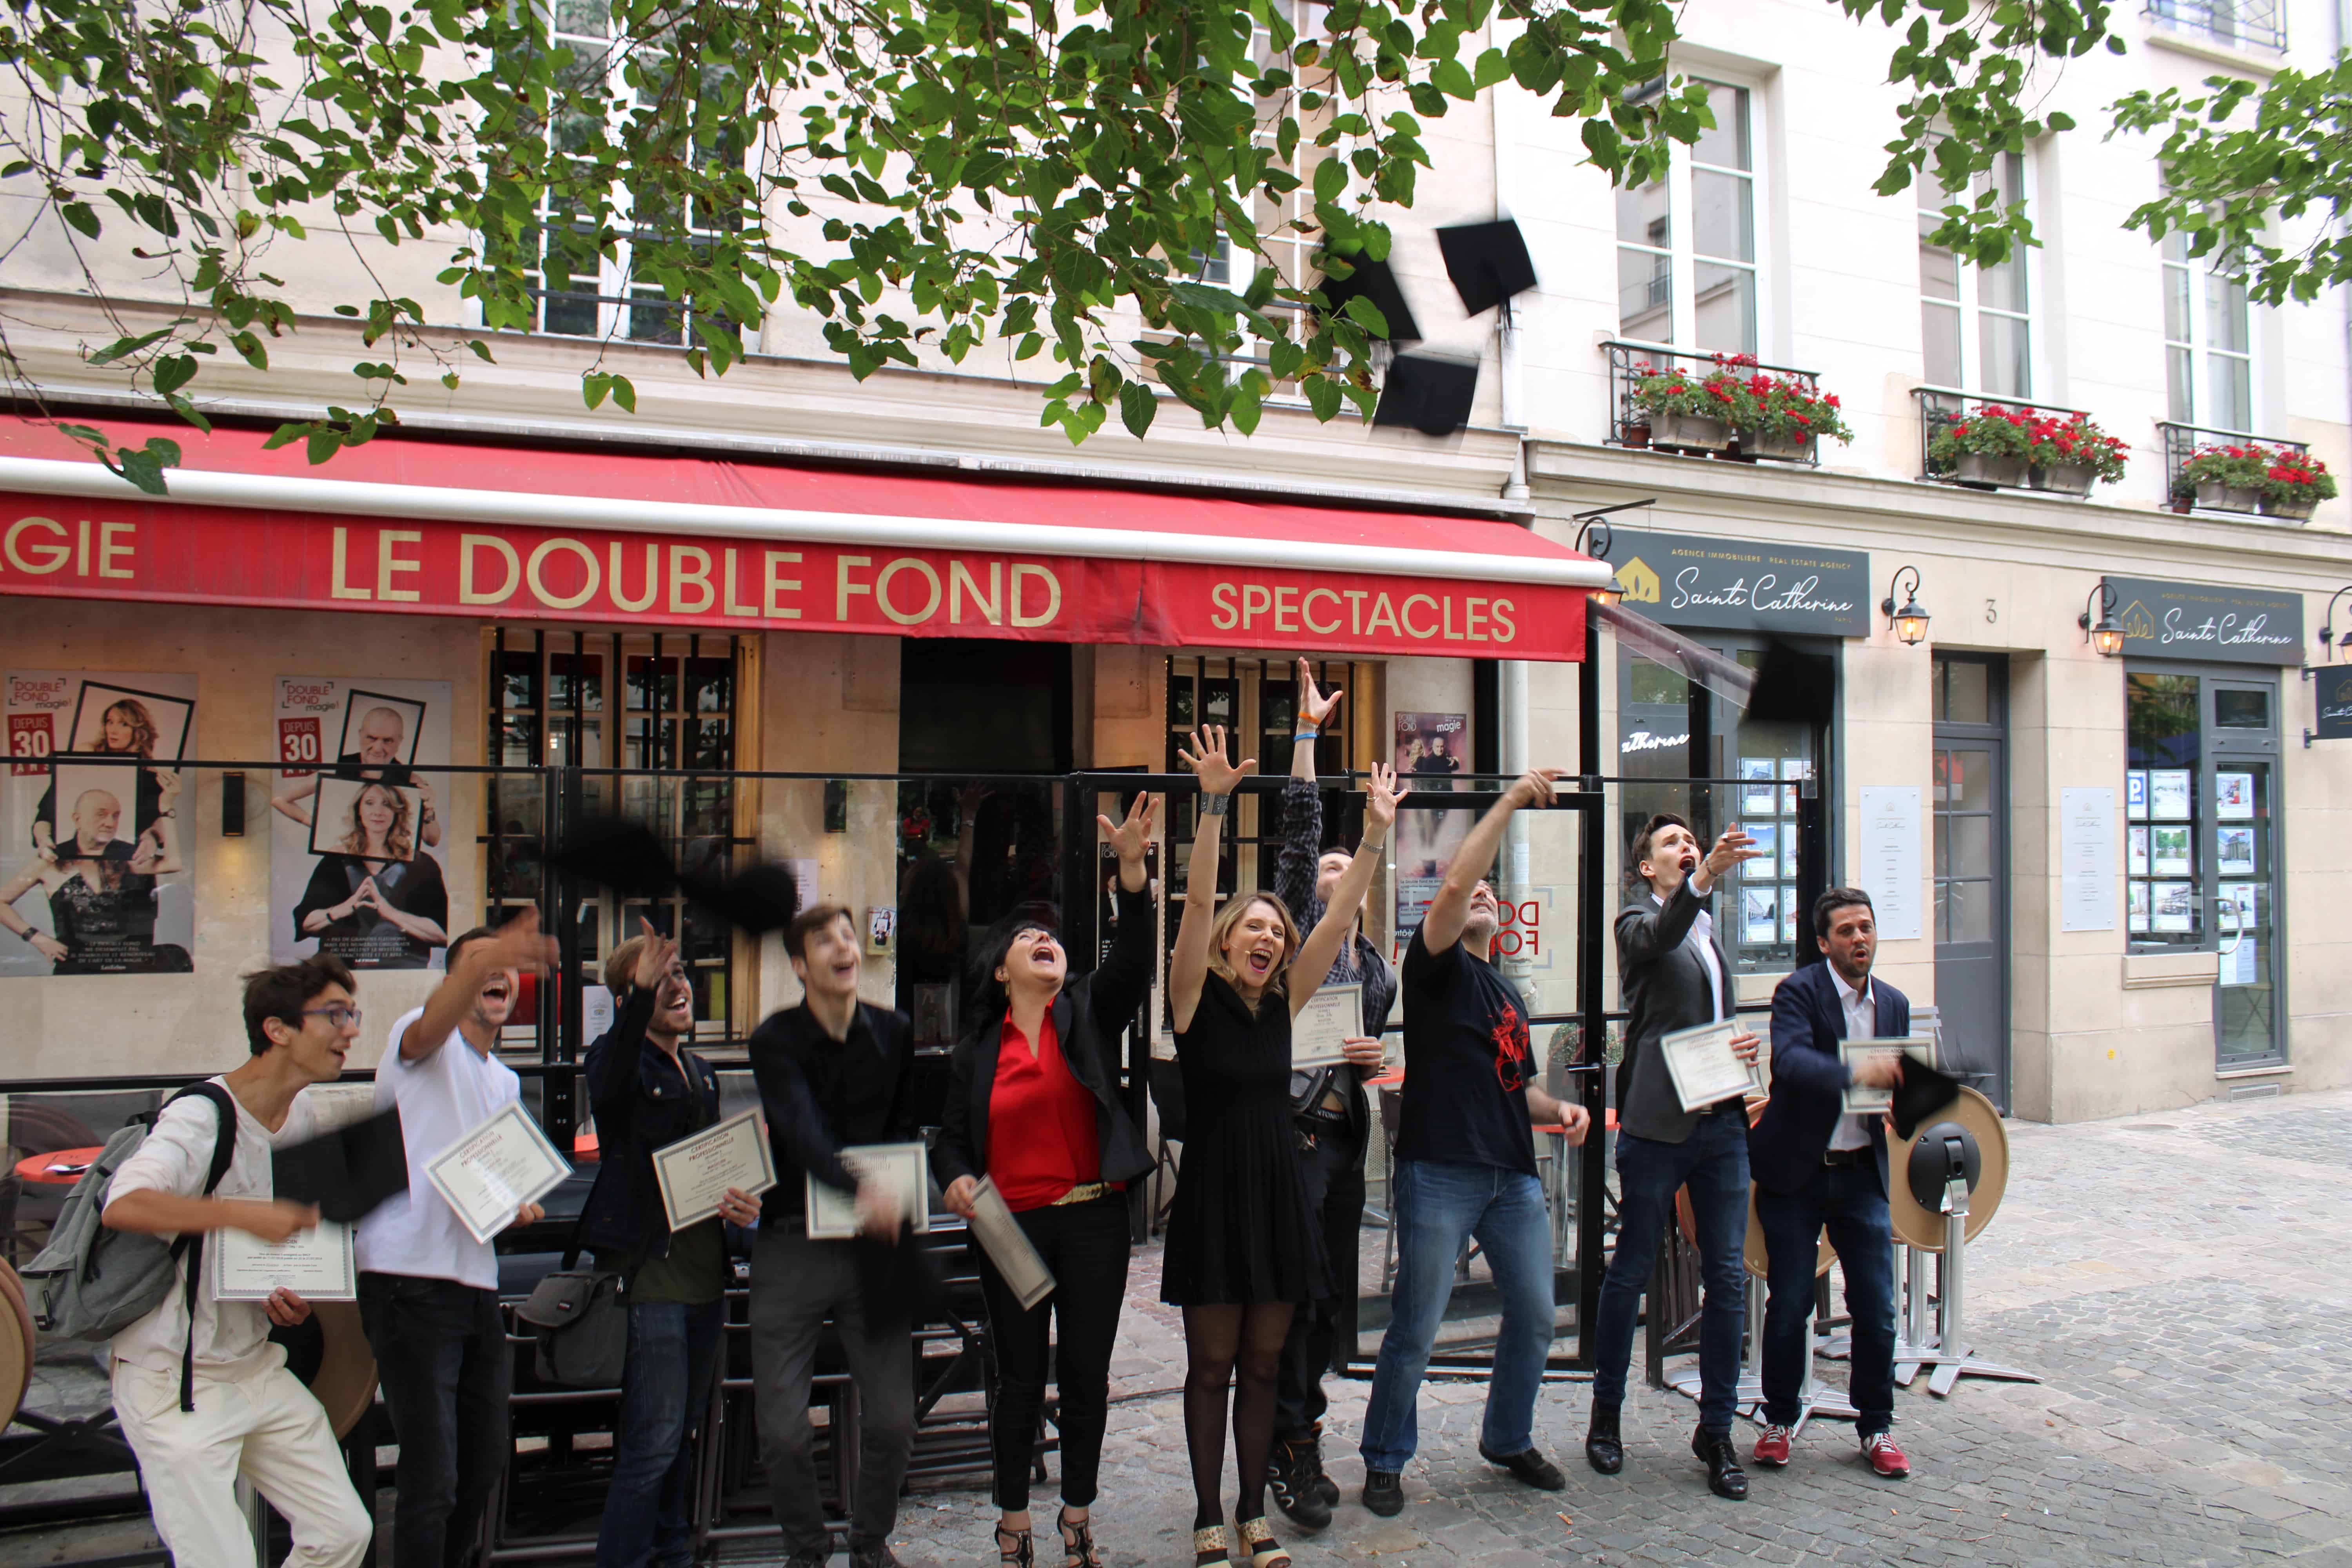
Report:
1828,966,1875,1151
1654,889,1728,1024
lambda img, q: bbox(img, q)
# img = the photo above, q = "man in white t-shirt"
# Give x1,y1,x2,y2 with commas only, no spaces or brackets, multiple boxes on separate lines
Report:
355,912,556,1568
101,953,376,1568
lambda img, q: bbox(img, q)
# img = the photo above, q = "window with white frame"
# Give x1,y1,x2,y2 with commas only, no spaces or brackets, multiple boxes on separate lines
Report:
1614,80,1759,356
2147,0,2286,52
2163,230,2254,431
1918,151,2031,396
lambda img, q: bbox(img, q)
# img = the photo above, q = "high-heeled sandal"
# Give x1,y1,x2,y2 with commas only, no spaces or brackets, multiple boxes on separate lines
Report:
1236,1517,1289,1568
1057,1510,1103,1568
1191,1522,1233,1568
996,1522,1035,1568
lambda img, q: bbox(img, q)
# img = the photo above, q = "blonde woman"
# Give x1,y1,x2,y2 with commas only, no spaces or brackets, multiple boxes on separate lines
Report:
1161,728,1396,1568
294,783,448,967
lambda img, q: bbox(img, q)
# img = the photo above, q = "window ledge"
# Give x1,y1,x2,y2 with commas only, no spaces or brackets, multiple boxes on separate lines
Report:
2122,950,2220,989
2143,27,2283,77
2216,1062,2292,1080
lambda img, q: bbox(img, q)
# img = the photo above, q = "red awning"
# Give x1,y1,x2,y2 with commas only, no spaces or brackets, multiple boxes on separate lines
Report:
0,417,1606,660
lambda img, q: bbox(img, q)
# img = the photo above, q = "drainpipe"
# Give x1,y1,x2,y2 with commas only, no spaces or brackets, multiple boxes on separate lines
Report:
1490,17,1540,1007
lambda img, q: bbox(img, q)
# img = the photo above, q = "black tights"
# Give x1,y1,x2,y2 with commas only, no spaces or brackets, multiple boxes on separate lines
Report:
1181,1303,1296,1529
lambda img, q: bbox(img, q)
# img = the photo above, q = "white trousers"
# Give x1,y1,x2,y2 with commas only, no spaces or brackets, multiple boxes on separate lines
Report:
113,1357,373,1568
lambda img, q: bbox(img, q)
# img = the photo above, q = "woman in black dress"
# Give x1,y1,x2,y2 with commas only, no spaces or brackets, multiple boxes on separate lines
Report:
1165,728,1396,1568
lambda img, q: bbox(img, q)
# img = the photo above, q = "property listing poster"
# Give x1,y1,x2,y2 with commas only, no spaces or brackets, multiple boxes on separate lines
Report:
270,677,456,970
1394,711,1471,939
1,670,199,977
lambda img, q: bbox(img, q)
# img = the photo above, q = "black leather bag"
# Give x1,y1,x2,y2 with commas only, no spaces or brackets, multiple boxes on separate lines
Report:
515,1249,628,1390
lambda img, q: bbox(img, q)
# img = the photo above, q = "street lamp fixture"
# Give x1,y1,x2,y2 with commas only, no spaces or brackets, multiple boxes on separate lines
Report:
1570,498,1655,608
2080,582,2126,658
2320,585,2352,662
1880,564,1930,646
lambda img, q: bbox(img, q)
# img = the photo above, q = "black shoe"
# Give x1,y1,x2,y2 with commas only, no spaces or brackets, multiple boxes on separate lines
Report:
1306,1429,1339,1506
1692,1426,1748,1501
786,1552,829,1568
849,1545,901,1568
1361,1468,1404,1517
1477,1442,1566,1491
1584,1404,1624,1475
1269,1437,1334,1531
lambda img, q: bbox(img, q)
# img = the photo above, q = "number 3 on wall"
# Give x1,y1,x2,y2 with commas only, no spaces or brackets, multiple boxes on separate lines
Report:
1985,599,1998,625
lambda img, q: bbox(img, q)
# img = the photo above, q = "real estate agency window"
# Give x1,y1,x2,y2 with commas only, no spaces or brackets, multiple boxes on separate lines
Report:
1918,151,2032,396
1615,79,1760,356
2162,232,2254,431
488,629,748,1041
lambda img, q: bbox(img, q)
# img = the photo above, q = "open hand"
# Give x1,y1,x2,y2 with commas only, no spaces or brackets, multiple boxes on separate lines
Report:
152,768,181,811
1703,827,1764,880
1363,762,1400,838
1096,793,1159,864
30,933,69,964
1177,726,1256,797
632,918,681,990
468,907,561,977
1299,658,1344,727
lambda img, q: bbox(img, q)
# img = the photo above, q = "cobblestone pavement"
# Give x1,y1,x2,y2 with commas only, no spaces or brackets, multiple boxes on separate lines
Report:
7,1087,2348,1567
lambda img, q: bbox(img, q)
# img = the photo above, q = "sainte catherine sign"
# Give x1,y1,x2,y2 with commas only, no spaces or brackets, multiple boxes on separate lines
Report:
1604,528,1870,638
2103,577,2304,666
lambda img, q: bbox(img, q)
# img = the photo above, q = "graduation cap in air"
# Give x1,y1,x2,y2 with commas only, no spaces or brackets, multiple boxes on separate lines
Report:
1436,218,1537,318
546,816,803,936
1889,1057,1966,1142
1372,354,1479,437
1739,639,1837,729
1318,251,1423,344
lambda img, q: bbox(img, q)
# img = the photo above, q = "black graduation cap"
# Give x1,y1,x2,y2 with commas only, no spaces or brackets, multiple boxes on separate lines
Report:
1740,639,1836,729
1890,1058,1965,1142
1372,354,1479,437
547,817,804,936
1436,219,1537,317
273,1108,408,1223
1318,252,1423,343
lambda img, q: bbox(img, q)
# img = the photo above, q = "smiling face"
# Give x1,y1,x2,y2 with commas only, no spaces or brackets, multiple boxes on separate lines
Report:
270,981,360,1081
357,708,407,768
791,912,862,1002
356,783,397,840
648,951,694,1034
70,789,122,852
995,923,1066,994
1216,897,1291,995
473,963,519,1030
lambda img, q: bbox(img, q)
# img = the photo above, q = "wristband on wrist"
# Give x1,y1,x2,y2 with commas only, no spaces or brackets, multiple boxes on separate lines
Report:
1293,725,1318,741
1200,792,1232,817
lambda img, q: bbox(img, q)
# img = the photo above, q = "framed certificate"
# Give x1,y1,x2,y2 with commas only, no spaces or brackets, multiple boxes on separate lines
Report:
966,1178,1055,1310
423,1101,570,1245
806,1142,931,1241
1291,984,1362,1071
652,1108,777,1232
212,1220,358,1302
1659,1018,1762,1113
1841,1036,1938,1115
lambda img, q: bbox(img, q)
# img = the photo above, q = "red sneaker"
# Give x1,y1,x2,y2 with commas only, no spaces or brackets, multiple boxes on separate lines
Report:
1861,1432,1911,1478
1751,1424,1793,1468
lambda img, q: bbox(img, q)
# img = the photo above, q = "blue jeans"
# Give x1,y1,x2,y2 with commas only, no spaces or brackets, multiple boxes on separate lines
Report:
596,1299,725,1568
1359,1160,1555,1474
1590,1110,1749,1433
1757,1164,1895,1436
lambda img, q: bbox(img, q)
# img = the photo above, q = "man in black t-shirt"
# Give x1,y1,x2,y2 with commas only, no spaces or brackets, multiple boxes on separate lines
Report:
1356,769,1592,1517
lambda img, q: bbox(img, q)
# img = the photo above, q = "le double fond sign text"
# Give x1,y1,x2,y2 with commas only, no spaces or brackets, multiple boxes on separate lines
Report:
0,499,1588,662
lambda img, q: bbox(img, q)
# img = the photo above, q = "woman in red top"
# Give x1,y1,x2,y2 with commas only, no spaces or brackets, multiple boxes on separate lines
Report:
936,797,1158,1568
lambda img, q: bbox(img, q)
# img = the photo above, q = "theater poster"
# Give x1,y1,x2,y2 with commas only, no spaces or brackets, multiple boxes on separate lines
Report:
1,670,199,977
270,677,455,970
1394,711,1471,940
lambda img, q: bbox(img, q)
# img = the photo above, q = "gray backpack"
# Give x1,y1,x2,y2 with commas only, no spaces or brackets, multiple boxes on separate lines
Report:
21,1083,239,1411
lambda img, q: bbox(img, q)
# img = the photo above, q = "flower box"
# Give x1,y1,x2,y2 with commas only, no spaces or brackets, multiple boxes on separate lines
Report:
1954,453,2027,488
2259,491,2318,521
2194,479,2261,513
2028,463,2096,497
1651,410,1733,453
1739,429,1815,463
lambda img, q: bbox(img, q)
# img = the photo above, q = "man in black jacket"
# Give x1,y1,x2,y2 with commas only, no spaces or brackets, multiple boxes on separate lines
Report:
747,904,920,1568
1265,662,1394,1531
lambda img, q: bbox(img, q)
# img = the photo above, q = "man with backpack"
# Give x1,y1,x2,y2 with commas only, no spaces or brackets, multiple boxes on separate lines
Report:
96,953,376,1568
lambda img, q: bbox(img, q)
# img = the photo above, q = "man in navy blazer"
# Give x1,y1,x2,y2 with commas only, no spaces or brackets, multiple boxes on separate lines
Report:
1750,887,1911,1481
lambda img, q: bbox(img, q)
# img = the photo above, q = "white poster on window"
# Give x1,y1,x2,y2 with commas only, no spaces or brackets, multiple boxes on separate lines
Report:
1857,786,1923,942
2060,788,2116,933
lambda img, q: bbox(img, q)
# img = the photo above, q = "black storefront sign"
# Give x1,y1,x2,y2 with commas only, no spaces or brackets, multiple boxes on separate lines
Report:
2315,664,2352,741
2105,576,2303,665
1606,528,1870,638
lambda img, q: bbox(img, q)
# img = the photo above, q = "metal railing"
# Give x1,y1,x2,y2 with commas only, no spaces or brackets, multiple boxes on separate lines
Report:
1911,387,2096,492
2158,420,2311,516
1601,339,1827,467
2146,0,2286,52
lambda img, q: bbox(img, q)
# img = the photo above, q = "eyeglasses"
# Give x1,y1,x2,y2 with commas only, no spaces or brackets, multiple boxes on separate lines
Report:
300,1005,364,1029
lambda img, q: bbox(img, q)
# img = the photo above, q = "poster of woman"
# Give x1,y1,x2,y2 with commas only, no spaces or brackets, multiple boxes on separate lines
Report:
1,670,199,978
270,677,454,969
1394,711,1472,937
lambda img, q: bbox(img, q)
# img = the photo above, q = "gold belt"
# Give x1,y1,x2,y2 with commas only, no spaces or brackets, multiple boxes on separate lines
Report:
1051,1181,1113,1206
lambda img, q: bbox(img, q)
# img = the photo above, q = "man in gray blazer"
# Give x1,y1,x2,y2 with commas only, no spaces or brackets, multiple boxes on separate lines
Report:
1586,813,1764,1501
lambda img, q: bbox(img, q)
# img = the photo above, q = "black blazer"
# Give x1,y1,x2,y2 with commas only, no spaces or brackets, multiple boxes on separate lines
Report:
1613,879,1739,1144
932,883,1156,1191
1749,960,1910,1198
577,987,724,1260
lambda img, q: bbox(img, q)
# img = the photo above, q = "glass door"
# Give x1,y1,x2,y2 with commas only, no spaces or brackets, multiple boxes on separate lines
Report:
2210,680,2281,1066
1931,656,2008,1110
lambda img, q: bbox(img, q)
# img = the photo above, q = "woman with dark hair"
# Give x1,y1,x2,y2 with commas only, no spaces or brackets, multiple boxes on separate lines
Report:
1163,730,1396,1568
294,784,448,967
932,795,1158,1568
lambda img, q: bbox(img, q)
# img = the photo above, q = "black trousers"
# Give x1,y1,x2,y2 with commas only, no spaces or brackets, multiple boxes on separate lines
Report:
1274,1122,1364,1442
975,1192,1132,1511
358,1272,512,1568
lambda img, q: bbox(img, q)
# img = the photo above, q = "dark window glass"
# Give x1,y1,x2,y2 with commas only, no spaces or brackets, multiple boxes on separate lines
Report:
2215,689,2269,728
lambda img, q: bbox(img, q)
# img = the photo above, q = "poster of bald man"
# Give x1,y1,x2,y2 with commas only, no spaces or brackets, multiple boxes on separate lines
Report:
270,677,455,969
1,670,198,978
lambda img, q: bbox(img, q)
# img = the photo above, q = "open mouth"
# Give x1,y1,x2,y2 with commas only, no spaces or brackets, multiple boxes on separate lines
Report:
1245,949,1276,979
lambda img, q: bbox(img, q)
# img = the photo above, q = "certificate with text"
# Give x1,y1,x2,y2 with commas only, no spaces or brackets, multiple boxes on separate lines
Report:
424,1101,570,1245
212,1220,358,1302
1291,984,1363,1071
1840,1036,1940,1115
1659,1018,1762,1112
653,1109,776,1232
806,1142,932,1241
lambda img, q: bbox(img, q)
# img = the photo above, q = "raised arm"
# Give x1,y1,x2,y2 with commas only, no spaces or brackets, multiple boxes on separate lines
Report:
1419,768,1561,955
396,907,556,1060
1084,793,1161,1030
1289,657,1343,784
1289,764,1397,1017
1169,726,1254,1034
584,920,673,1114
